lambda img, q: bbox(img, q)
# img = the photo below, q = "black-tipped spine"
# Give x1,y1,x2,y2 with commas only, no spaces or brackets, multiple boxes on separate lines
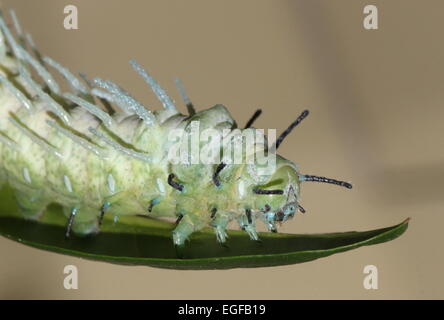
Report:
302,174,352,189
186,103,196,117
168,173,184,192
212,162,226,187
298,204,306,214
253,188,284,195
273,109,309,150
244,109,262,129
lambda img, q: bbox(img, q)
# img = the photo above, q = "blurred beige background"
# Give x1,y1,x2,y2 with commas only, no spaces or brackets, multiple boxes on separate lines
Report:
0,0,442,299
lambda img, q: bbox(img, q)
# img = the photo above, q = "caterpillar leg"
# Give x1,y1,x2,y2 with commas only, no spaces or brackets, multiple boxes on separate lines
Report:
14,188,49,220
258,212,278,233
63,206,99,238
237,210,259,241
210,211,231,243
172,214,195,247
243,225,259,241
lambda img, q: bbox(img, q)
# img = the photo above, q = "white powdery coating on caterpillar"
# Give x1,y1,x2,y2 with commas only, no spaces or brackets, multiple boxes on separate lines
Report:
68,105,101,132
9,116,63,159
109,114,141,143
107,173,116,194
63,175,73,193
156,178,165,194
22,167,31,184
238,180,245,198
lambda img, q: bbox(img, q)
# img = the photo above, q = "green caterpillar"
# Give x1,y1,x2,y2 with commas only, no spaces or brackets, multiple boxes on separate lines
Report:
0,10,352,249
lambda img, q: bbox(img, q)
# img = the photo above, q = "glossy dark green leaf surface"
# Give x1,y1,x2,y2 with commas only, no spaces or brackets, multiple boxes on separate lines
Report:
0,186,409,269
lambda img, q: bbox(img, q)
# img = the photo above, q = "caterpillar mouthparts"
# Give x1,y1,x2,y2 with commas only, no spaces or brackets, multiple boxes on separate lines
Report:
0,9,352,248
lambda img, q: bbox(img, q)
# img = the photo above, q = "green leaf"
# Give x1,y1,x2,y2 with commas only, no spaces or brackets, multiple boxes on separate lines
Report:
0,185,409,270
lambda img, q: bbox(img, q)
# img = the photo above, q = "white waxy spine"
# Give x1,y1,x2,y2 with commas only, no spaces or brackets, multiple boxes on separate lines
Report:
107,173,116,194
64,175,73,193
129,59,177,112
63,93,115,128
0,73,34,113
43,56,89,95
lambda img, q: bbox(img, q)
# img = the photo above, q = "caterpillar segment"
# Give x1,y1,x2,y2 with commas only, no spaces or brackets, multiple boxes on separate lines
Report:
0,10,353,249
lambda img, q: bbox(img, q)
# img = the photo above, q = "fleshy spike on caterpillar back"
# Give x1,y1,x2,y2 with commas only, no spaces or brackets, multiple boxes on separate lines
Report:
0,9,352,249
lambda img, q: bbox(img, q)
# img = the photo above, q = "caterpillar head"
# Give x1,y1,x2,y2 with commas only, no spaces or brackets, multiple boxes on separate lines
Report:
251,161,352,233
252,163,302,231
243,109,352,233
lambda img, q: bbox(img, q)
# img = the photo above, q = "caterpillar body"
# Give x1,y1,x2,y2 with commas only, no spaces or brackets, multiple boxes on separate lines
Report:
0,10,352,248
